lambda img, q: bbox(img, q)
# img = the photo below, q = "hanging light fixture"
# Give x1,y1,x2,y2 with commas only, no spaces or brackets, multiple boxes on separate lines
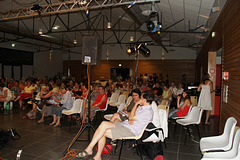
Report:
107,7,112,29
130,36,134,42
138,43,150,56
39,28,43,35
73,28,77,44
126,47,136,54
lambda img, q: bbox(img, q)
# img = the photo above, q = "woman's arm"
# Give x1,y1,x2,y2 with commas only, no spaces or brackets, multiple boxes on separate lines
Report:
1,90,8,98
210,81,213,92
178,99,191,110
197,84,202,92
41,91,52,99
122,98,133,112
176,96,181,109
128,100,141,124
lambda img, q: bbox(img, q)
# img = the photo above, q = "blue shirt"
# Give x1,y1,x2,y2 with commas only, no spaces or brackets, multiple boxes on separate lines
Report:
121,105,153,136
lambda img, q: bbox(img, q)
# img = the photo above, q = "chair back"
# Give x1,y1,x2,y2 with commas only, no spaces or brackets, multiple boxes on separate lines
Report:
232,128,240,158
109,93,119,103
126,96,132,104
186,107,203,124
117,94,126,104
114,89,121,95
158,101,170,118
222,117,237,149
71,99,84,113
117,103,126,112
122,91,129,99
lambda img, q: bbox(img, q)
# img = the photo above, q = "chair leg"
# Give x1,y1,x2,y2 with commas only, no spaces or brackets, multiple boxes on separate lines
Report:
135,140,143,160
69,115,72,131
118,140,124,160
114,140,119,155
184,126,190,144
174,122,177,138
195,124,201,140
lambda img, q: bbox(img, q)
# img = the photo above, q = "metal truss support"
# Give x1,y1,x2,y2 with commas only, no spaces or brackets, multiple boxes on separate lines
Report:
0,0,160,22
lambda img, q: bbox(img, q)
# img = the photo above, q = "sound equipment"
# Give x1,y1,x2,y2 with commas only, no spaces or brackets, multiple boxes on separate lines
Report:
82,36,102,65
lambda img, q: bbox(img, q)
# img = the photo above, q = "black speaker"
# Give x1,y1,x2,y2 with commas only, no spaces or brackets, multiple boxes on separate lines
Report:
82,36,102,65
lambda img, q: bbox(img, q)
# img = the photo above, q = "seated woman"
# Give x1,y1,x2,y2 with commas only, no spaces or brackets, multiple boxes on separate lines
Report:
158,83,172,104
110,89,141,122
38,87,62,123
77,91,154,160
26,84,53,119
81,86,107,121
0,83,13,109
72,82,82,99
90,85,99,102
168,90,191,119
14,80,34,109
11,81,21,99
50,86,73,127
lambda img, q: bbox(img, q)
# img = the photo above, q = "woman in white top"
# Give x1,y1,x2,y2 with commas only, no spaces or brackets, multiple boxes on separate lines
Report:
197,73,213,125
0,83,12,102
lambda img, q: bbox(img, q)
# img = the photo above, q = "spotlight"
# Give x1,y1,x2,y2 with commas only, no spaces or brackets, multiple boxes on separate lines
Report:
31,4,42,11
138,43,150,56
126,47,136,54
147,20,161,33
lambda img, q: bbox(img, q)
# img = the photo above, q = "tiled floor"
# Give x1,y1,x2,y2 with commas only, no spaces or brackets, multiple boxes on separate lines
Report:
0,108,219,160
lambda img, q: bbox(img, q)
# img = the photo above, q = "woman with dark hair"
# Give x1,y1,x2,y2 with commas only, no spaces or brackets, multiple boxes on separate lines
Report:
197,73,213,125
168,90,191,118
110,89,141,122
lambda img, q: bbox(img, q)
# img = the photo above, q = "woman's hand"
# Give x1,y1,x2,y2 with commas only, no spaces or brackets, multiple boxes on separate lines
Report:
177,95,181,101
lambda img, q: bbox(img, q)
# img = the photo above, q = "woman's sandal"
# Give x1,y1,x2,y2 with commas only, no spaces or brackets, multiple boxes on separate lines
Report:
76,150,92,158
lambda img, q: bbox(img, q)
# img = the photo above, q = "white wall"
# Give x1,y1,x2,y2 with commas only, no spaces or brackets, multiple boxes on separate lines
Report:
33,50,63,78
63,45,196,60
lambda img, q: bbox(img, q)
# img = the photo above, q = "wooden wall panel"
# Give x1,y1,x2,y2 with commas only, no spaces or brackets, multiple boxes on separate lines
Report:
220,0,240,133
63,60,196,85
196,0,240,133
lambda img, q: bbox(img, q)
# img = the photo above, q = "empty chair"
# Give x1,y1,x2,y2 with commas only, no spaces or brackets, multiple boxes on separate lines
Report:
109,94,126,107
200,117,237,153
176,107,203,144
104,103,126,121
108,93,119,106
201,127,240,160
62,99,84,129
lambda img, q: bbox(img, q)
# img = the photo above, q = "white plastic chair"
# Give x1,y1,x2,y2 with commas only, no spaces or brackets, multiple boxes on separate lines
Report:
200,117,237,153
109,94,126,107
114,89,121,95
176,107,204,144
201,128,240,160
62,99,84,129
104,103,126,121
108,93,119,106
95,98,109,121
126,96,132,105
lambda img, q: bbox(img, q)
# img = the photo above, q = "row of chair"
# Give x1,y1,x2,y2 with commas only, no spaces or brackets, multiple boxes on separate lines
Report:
200,117,240,160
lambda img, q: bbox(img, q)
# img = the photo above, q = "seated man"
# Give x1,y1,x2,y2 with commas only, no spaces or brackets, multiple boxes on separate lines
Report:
77,91,154,160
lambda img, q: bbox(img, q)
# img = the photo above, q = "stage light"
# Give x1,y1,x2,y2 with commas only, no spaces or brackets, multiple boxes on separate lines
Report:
138,43,150,56
126,47,136,54
147,20,161,33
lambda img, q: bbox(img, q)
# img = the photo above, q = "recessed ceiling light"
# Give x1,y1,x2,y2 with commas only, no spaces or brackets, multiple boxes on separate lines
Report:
212,32,216,37
12,43,16,47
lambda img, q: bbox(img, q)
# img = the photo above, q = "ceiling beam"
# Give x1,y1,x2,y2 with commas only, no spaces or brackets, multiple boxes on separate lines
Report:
0,0,160,22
